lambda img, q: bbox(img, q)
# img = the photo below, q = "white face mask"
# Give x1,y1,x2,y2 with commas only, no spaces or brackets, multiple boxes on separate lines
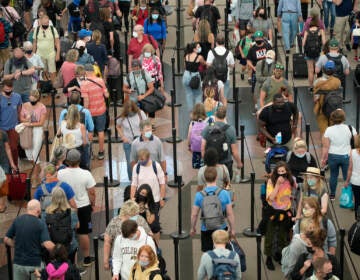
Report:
266,58,273,64
144,52,151,58
132,31,138,38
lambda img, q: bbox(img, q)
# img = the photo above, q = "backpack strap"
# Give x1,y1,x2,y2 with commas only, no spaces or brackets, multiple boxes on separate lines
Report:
214,187,222,196
221,124,230,133
285,151,292,163
41,183,50,196
149,269,162,280
305,152,311,165
136,163,141,175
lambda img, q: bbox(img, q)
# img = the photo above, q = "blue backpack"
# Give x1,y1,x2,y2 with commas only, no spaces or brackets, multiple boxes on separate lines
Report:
265,146,288,174
208,251,238,280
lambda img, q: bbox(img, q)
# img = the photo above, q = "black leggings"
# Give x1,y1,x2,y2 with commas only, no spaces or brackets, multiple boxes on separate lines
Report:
352,184,360,219
118,1,131,31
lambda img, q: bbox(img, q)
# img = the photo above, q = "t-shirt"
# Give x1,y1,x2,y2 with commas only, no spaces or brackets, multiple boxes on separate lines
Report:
28,54,44,86
194,186,231,231
336,0,353,17
116,110,147,141
248,18,271,37
0,92,22,130
206,46,235,81
127,36,159,59
259,102,298,144
315,52,350,73
6,214,50,266
194,5,221,35
201,121,237,163
0,130,9,171
130,135,164,163
34,181,75,202
20,103,46,123
143,19,167,41
60,61,77,87
80,77,107,117
287,152,317,182
324,124,357,155
350,149,360,185
68,2,81,17
86,41,108,72
0,18,12,49
124,70,153,102
197,164,230,187
57,167,96,208
141,55,163,83
261,77,293,105
35,26,59,57
266,179,292,210
246,42,272,65
239,36,253,58
4,58,33,95
59,105,95,133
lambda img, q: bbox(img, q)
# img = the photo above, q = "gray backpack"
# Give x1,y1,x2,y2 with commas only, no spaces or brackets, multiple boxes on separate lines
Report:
200,188,225,230
40,181,61,211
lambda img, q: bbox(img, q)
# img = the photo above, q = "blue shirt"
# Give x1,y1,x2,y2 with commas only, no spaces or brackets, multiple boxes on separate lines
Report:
144,19,167,41
0,92,22,131
336,0,353,17
194,186,231,231
34,181,75,201
277,0,302,18
59,104,94,132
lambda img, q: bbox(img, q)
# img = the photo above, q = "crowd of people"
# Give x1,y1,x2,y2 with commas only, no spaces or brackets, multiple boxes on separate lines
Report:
0,0,359,279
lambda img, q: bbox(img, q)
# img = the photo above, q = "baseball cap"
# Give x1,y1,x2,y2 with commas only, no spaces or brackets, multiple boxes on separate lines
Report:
324,60,335,71
254,30,264,39
78,29,92,39
329,38,339,48
66,149,81,162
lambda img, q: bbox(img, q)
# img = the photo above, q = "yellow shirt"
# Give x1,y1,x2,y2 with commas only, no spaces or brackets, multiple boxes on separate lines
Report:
35,26,59,57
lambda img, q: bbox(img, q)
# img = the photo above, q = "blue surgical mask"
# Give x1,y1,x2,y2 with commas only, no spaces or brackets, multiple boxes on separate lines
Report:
197,47,202,53
144,131,152,138
130,215,138,221
139,159,149,166
152,14,159,20
144,52,151,58
307,179,317,187
295,153,306,158
139,260,149,267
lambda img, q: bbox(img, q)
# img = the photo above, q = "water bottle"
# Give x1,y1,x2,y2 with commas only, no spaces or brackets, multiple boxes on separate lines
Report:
234,170,241,183
275,132,282,144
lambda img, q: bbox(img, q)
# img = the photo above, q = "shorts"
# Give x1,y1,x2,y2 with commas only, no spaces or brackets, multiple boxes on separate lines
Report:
92,112,107,132
201,227,227,252
239,57,247,66
0,48,10,67
352,43,359,50
40,54,56,73
304,55,319,61
238,19,249,31
77,205,93,234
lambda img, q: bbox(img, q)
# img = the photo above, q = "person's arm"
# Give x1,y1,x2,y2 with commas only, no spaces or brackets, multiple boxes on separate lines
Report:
68,198,77,209
219,84,227,107
130,184,137,200
80,124,87,145
333,0,342,6
128,54,133,72
103,233,112,270
297,0,303,21
258,117,275,144
231,143,243,169
4,236,14,247
109,31,114,52
327,219,337,255
226,203,236,236
302,31,308,48
5,142,16,170
42,240,55,252
190,205,200,236
321,136,330,167
111,237,123,279
201,138,207,158
259,89,266,108
291,104,299,135
87,187,96,207
268,177,285,201
321,29,326,46
247,59,256,72
345,152,353,186
320,193,329,215
138,82,154,100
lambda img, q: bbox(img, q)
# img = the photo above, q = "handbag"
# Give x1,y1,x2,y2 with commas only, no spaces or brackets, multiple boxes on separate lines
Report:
3,8,26,38
7,172,27,201
189,74,200,89
19,126,33,149
140,89,166,114
226,236,247,272
340,185,354,209
53,70,64,89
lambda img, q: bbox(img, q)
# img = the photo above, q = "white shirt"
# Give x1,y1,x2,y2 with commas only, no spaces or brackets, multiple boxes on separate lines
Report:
324,124,357,155
112,227,156,279
350,149,360,185
57,167,96,208
206,46,235,81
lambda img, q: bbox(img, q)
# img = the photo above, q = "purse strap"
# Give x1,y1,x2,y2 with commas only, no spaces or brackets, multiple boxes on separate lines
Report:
3,7,16,24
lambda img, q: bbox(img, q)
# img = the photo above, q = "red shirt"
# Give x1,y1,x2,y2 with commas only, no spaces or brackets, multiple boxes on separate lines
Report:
127,35,158,59
132,8,149,26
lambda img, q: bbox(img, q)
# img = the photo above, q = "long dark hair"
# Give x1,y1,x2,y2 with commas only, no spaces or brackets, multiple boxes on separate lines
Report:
270,161,295,187
135,184,156,213
255,6,267,20
202,66,218,88
149,7,162,24
184,42,197,56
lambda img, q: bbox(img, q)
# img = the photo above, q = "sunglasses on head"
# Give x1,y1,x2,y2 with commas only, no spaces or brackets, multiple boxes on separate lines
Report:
275,64,284,70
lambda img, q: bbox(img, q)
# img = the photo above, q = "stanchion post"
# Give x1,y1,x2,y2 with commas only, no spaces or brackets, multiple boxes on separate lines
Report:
175,0,183,74
167,57,181,107
239,125,250,183
256,234,262,280
168,128,184,187
285,55,289,80
25,178,31,201
93,236,100,280
274,28,278,62
6,245,13,280
294,87,298,107
224,8,229,49
125,32,129,74
51,89,57,137
165,90,182,143
357,83,360,132
343,79,351,103
243,173,258,237
107,128,120,187
119,56,124,102
305,123,310,151
45,129,50,162
104,176,110,226
111,88,122,143
339,228,345,280
234,87,240,138
311,0,314,7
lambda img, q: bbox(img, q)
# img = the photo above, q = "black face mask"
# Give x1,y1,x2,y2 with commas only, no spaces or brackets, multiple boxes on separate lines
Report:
306,246,315,254
42,25,49,29
323,273,333,280
30,100,38,106
25,50,32,55
255,40,263,45
259,13,265,18
4,90,12,96
278,173,287,178
138,194,147,203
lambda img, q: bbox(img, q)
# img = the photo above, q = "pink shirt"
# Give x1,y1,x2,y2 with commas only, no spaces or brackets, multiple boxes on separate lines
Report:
20,103,47,122
141,55,163,82
80,77,107,116
60,61,77,87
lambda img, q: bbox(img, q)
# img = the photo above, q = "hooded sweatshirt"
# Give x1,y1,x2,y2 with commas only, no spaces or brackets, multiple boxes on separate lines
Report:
281,234,308,277
46,262,69,280
112,227,157,280
129,262,162,280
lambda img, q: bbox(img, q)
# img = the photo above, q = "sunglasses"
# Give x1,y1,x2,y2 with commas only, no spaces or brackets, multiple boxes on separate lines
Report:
275,64,284,70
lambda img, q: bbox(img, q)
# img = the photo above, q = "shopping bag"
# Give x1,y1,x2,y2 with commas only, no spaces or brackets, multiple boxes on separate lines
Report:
340,185,354,209
7,172,27,201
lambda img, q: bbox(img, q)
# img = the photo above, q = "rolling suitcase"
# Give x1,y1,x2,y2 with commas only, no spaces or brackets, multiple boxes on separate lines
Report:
293,34,307,78
7,172,27,201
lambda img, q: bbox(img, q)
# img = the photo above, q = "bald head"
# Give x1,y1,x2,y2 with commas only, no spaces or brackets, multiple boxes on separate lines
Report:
27,199,41,215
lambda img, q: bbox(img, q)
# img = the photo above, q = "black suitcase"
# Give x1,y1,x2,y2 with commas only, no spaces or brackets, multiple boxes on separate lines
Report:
293,34,308,78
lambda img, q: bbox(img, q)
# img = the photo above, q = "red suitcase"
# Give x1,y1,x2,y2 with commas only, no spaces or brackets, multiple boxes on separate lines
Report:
7,172,27,201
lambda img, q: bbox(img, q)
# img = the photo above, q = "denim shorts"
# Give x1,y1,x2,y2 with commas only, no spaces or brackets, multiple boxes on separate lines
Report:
92,112,107,132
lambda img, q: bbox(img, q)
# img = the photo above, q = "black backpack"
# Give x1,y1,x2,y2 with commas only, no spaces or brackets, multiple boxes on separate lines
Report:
205,124,230,162
45,209,72,247
348,221,360,255
326,54,344,83
212,49,229,83
320,89,343,118
304,28,322,59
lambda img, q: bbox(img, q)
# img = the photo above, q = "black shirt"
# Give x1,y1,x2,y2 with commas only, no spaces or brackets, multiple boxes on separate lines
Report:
259,102,298,145
194,5,221,35
68,3,81,18
287,152,317,182
246,41,272,66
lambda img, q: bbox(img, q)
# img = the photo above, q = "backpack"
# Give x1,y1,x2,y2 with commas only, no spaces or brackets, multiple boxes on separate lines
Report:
40,181,61,211
212,49,229,83
265,146,288,174
304,28,322,59
285,151,311,164
200,188,225,230
0,21,6,44
348,221,360,255
321,89,343,118
64,107,85,124
207,251,238,280
190,120,207,152
234,39,246,60
45,208,73,246
205,124,230,162
326,54,344,83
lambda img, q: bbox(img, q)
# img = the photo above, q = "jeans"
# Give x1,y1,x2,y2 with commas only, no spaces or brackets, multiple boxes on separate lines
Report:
328,153,349,196
68,16,81,32
123,142,132,181
323,0,336,29
281,13,298,50
13,264,40,280
20,93,29,103
182,70,202,111
224,80,230,100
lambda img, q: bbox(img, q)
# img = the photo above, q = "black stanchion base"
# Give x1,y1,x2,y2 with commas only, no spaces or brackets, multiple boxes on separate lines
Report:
243,227,259,237
343,99,351,104
166,102,182,107
95,182,105,188
111,137,123,143
174,73,184,77
168,179,184,188
240,177,251,183
164,136,183,143
109,180,120,187
170,231,190,240
227,99,242,104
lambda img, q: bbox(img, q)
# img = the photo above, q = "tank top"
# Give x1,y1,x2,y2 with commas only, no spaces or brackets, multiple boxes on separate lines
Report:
60,121,83,148
185,54,200,72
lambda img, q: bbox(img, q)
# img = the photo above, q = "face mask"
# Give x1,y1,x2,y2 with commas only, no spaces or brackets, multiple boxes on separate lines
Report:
324,273,333,280
278,173,287,178
42,25,49,29
140,6,146,10
197,47,202,53
255,40,262,45
144,52,151,58
129,215,138,221
30,100,38,106
139,260,149,267
4,90,12,96
139,159,149,166
307,179,317,187
129,233,138,240
25,50,32,55
132,31,138,38
259,13,265,18
138,194,147,202
266,58,273,64
306,246,315,254
152,14,159,20
295,153,305,158
302,208,314,218
144,131,152,138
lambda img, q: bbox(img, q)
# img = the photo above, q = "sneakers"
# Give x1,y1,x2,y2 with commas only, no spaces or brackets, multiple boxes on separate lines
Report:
266,256,275,271
97,151,105,160
330,194,335,201
286,50,290,54
78,267,87,276
346,43,351,51
83,256,95,267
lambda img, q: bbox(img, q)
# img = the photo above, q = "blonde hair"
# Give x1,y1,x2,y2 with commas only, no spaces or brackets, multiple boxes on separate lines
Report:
204,87,217,113
29,89,40,100
120,200,140,217
66,49,79,63
197,19,211,42
66,105,80,130
142,43,155,54
92,30,102,45
293,138,307,152
303,175,326,197
46,186,70,214
137,148,150,160
75,64,85,76
212,229,229,244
